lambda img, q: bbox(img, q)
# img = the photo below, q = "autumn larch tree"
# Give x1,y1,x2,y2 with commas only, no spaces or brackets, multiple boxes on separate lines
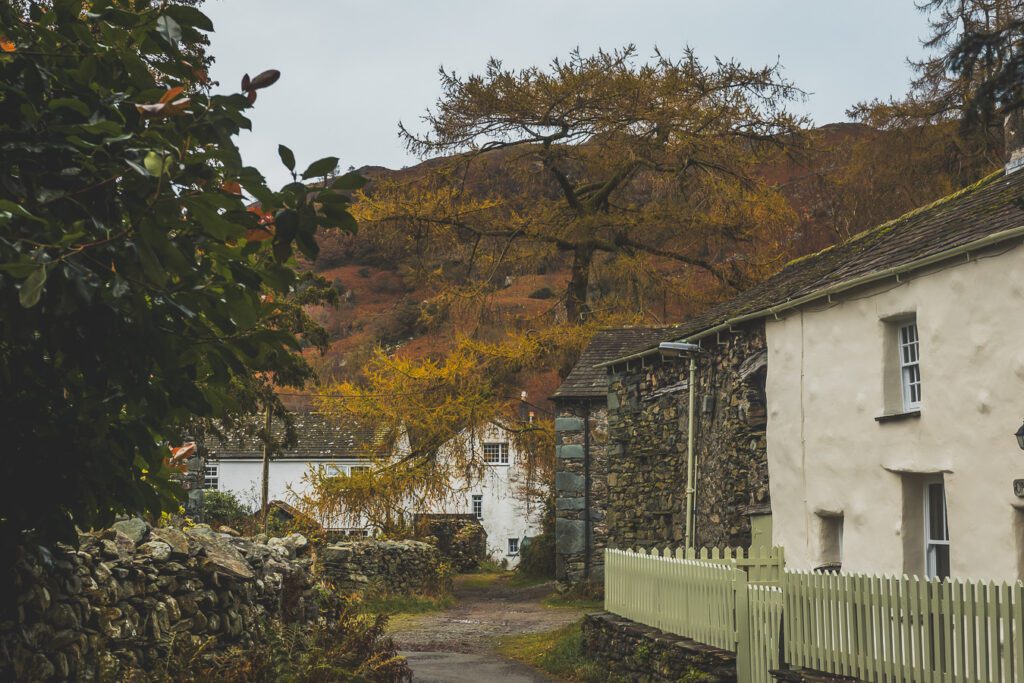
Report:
358,46,805,323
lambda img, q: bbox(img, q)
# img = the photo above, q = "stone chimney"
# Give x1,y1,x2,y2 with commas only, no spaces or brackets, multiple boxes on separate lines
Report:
1005,109,1024,173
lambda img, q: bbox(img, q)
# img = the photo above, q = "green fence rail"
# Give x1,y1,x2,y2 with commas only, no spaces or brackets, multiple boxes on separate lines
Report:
604,547,1024,683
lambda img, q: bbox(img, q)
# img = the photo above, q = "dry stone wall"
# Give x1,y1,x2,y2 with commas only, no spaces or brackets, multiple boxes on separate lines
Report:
414,515,487,572
582,611,736,682
317,540,446,595
606,322,770,551
1,521,316,682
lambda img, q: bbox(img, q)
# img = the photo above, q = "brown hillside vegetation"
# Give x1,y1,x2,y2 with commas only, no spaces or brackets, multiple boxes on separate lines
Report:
298,120,999,414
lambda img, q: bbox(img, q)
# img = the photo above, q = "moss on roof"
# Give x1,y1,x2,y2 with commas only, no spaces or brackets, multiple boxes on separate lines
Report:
620,167,1024,359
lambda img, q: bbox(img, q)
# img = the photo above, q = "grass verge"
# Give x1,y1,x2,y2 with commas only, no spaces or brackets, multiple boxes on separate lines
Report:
493,620,607,683
360,592,454,616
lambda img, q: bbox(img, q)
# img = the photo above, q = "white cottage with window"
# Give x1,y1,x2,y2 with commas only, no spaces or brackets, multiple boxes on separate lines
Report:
204,412,376,535
421,421,545,565
643,166,1024,583
205,412,544,564
755,168,1024,583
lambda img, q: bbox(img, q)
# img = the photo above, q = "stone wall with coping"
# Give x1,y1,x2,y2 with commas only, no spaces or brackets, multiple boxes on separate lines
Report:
606,322,769,551
581,611,736,682
0,520,316,682
553,401,609,585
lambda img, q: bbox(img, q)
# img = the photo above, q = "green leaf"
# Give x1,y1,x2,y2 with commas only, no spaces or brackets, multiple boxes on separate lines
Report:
330,171,367,191
0,261,42,278
155,15,182,43
278,144,296,172
19,266,47,308
321,203,359,233
126,159,150,176
163,5,214,31
48,98,91,116
0,200,44,223
143,151,165,176
301,156,339,180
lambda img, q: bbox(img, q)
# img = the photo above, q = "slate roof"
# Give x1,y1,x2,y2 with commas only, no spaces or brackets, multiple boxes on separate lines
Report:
551,328,671,399
616,168,1024,360
208,412,376,460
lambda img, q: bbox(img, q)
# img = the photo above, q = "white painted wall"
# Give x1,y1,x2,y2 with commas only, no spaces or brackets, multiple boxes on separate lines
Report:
208,458,369,530
765,243,1024,582
209,423,546,563
418,423,546,567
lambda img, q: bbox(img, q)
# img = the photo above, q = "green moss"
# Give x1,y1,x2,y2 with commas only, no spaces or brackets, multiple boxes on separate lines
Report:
782,168,1005,269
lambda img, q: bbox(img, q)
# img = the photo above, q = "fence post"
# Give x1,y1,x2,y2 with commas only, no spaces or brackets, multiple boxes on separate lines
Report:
734,566,751,682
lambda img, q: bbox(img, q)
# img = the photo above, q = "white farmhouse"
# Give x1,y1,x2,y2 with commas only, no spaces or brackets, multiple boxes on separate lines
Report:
204,412,375,535
419,421,546,566
205,412,545,564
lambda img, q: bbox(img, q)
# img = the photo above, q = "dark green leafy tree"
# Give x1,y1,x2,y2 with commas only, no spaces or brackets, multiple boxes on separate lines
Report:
0,0,364,543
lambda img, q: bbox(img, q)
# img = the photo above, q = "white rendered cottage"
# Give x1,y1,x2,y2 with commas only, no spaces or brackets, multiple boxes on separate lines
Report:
206,411,545,564
204,412,375,535
762,168,1024,583
646,166,1024,583
418,421,546,566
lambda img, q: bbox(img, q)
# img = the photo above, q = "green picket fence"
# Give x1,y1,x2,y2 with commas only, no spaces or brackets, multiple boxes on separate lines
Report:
604,546,784,681
605,548,1024,683
749,583,784,682
784,570,1024,683
604,547,740,651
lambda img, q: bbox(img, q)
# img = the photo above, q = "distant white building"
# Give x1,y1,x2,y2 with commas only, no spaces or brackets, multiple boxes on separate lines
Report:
420,421,546,566
203,412,375,535
205,411,546,564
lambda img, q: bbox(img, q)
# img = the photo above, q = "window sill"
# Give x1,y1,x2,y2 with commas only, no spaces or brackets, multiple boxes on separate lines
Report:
875,410,921,424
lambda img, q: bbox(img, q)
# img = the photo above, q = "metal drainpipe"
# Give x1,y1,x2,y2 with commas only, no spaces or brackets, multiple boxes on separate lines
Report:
583,401,591,580
683,355,698,550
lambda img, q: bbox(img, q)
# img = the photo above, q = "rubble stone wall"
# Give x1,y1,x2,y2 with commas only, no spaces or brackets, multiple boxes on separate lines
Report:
414,515,487,572
581,611,737,682
1,521,316,682
317,540,446,595
606,322,770,551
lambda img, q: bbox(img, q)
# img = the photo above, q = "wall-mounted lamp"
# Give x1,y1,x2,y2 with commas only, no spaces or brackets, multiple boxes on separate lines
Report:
1016,419,1024,450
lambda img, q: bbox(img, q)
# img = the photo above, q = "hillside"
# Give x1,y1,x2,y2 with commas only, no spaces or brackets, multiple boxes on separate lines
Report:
300,121,999,412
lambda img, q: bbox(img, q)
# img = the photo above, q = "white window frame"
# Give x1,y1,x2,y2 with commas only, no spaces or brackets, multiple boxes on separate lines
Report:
203,463,219,490
508,538,519,556
472,494,483,520
924,477,950,580
350,465,370,475
325,464,345,476
483,442,509,465
898,321,921,411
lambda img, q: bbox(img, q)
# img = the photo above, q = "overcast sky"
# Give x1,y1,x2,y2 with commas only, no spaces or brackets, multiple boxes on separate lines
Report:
201,1,932,187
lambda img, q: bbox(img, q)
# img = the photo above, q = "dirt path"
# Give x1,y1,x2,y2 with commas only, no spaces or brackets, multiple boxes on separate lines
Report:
389,574,589,682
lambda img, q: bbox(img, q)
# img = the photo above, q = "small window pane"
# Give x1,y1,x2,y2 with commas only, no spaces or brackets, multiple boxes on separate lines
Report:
928,483,948,541
203,464,219,490
508,538,519,555
483,442,509,465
